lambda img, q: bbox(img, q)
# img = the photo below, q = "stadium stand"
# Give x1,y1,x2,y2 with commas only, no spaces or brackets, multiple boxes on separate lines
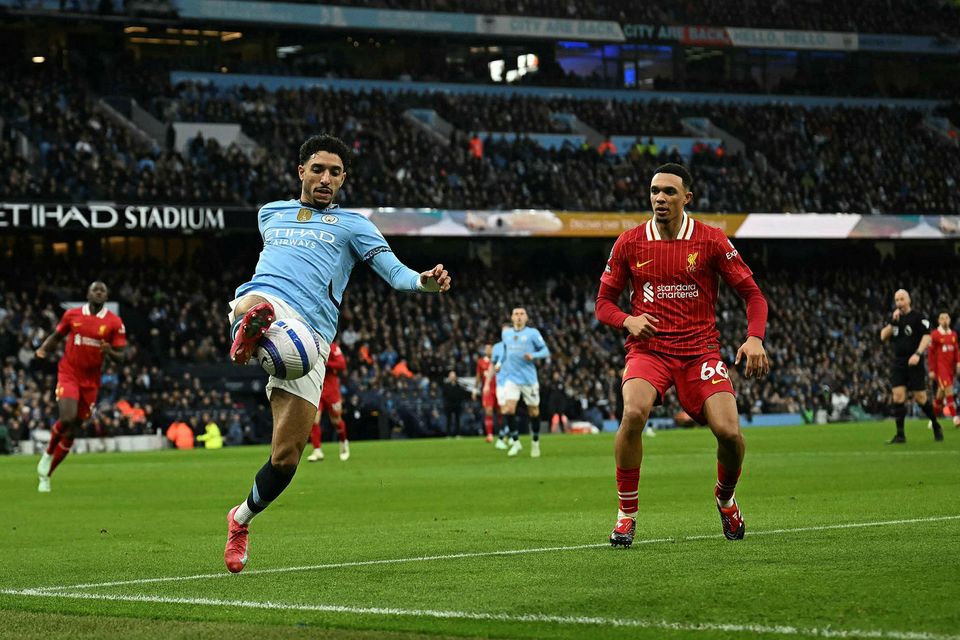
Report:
4,62,959,213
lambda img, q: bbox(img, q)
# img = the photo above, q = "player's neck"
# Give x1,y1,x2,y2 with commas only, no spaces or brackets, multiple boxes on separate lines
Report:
89,302,104,314
654,211,685,240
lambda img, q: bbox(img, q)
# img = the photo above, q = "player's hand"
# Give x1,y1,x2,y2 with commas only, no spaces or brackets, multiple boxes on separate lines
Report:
892,309,901,322
494,363,501,373
929,371,936,381
735,336,770,379
623,314,659,339
908,354,920,366
524,354,534,361
419,264,451,293
35,348,47,359
472,390,478,401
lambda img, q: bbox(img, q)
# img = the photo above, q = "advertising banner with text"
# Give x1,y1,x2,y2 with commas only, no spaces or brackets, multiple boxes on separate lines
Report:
2,203,957,239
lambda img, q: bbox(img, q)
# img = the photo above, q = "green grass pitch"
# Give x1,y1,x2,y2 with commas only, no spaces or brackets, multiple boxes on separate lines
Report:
1,420,958,640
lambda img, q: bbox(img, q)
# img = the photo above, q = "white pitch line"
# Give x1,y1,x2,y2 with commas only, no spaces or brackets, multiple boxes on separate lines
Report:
21,514,960,593
0,589,957,640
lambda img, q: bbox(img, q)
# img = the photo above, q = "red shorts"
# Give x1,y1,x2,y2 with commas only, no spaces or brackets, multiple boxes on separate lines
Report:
319,387,342,415
56,369,99,421
622,350,735,425
933,369,957,391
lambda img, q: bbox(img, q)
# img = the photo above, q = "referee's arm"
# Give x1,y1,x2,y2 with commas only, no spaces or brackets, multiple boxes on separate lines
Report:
910,335,932,364
880,324,893,342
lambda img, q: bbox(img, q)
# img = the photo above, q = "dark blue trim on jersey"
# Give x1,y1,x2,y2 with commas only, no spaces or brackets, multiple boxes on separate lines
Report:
276,320,310,375
362,246,392,262
260,337,286,379
327,281,341,312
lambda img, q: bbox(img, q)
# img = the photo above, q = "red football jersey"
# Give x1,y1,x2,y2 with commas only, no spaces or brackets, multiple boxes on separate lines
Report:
600,213,753,356
55,304,126,380
929,327,959,374
475,356,496,392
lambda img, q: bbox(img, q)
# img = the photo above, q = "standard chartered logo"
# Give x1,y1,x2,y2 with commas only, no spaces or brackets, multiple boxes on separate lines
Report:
643,282,654,303
643,281,700,302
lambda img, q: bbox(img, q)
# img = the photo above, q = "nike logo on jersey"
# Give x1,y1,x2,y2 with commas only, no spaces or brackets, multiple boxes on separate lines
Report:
711,378,725,385
635,259,654,269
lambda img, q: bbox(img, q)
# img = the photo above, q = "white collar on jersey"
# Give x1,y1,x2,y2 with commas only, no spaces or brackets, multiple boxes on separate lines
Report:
82,304,108,319
938,326,953,335
645,211,694,241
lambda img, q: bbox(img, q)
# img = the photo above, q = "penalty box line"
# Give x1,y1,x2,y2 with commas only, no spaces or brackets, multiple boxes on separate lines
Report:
8,514,960,594
1,589,959,640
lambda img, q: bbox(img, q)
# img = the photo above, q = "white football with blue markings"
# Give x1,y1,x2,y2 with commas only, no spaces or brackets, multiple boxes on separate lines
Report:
255,318,322,380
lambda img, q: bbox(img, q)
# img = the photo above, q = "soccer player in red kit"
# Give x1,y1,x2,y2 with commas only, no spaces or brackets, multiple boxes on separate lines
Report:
928,312,960,427
307,341,350,462
34,281,126,492
595,164,770,547
474,343,499,443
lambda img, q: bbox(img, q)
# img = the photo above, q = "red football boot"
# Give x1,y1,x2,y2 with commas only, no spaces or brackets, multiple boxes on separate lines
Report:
609,516,636,548
224,506,250,573
230,302,275,365
715,488,745,540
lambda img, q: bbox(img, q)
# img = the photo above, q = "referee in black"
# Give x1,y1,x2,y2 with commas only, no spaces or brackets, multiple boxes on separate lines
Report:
880,289,943,443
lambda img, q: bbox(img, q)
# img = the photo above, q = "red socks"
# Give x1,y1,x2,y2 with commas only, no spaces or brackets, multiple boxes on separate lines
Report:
716,462,742,502
310,423,321,448
616,467,640,516
49,440,73,476
46,420,64,455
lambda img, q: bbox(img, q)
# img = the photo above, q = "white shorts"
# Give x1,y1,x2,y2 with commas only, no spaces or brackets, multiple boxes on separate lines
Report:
497,380,540,407
229,291,330,408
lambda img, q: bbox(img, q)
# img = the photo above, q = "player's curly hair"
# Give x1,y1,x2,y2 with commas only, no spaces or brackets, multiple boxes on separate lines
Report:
299,134,352,170
654,163,692,191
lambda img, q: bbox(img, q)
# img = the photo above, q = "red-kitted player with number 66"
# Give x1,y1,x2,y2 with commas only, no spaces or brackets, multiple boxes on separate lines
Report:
595,164,770,548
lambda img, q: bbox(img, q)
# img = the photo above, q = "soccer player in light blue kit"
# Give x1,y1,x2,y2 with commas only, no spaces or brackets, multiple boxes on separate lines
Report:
495,307,550,457
223,134,451,573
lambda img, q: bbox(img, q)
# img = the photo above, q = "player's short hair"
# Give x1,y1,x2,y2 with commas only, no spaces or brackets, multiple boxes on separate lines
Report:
299,134,351,170
653,163,693,191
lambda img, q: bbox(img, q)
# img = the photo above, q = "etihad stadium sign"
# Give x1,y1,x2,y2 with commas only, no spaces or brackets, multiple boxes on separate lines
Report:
0,203,227,231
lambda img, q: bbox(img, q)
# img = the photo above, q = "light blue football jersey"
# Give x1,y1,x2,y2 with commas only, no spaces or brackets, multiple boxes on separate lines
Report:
236,200,421,342
498,326,550,386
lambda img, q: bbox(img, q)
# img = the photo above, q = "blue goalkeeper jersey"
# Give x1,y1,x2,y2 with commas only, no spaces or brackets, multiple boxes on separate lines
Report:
498,326,550,386
236,200,421,342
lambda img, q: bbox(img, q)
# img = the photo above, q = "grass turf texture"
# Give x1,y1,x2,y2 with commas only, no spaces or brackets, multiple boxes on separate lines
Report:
1,420,958,640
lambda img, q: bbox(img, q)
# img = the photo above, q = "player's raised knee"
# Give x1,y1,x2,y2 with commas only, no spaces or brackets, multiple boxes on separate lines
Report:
621,406,650,431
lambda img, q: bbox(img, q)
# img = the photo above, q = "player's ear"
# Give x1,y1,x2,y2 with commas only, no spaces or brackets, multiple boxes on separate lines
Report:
684,189,693,205
298,164,305,180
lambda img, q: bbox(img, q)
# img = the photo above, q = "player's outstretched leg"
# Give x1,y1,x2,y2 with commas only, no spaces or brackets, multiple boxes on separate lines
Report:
230,301,275,365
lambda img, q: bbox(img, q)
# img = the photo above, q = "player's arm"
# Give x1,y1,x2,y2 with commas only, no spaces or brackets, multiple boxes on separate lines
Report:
100,343,126,363
714,235,769,378
35,331,66,359
36,313,72,359
101,321,128,363
729,275,770,378
527,331,550,360
355,221,450,293
909,334,931,366
596,237,659,339
491,342,505,372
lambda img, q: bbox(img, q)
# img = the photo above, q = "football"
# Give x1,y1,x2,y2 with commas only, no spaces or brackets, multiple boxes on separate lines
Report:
255,318,322,380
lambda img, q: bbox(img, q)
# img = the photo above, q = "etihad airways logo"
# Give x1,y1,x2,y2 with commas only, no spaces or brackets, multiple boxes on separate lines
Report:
643,281,700,302
264,227,336,249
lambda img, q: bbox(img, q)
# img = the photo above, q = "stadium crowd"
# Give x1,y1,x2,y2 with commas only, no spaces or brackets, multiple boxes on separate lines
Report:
1,247,957,450
5,63,958,214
